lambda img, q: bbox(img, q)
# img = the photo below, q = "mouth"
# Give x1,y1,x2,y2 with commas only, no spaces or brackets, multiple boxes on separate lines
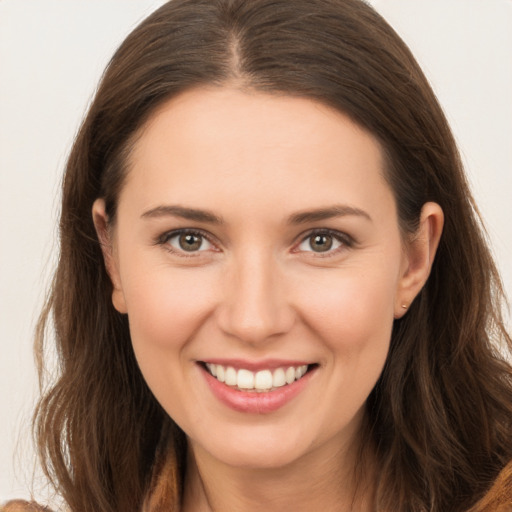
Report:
200,361,317,392
198,360,318,414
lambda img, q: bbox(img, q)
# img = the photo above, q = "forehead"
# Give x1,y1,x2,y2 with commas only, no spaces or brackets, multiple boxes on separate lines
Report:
120,87,395,223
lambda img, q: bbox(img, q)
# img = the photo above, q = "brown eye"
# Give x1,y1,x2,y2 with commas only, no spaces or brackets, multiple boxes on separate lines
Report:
165,231,213,253
297,231,345,254
309,234,333,252
179,233,203,251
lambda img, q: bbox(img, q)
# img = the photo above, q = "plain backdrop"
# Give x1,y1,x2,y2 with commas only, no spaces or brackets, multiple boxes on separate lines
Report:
1,0,511,503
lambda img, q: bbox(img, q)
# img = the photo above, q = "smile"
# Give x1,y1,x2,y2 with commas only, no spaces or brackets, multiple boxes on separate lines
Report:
200,361,317,414
204,363,309,392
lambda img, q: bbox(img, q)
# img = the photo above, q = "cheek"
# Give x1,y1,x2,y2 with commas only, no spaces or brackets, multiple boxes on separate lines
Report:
120,266,219,424
297,268,397,419
120,264,217,356
296,265,398,346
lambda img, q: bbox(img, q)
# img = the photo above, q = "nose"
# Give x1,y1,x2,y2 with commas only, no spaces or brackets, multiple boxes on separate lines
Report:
216,250,295,345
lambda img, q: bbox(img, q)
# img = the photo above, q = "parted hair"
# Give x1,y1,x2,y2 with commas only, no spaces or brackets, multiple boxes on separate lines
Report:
33,0,512,511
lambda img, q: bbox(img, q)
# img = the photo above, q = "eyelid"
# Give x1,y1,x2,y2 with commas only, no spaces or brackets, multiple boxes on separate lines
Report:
155,227,354,258
292,228,354,256
156,228,219,256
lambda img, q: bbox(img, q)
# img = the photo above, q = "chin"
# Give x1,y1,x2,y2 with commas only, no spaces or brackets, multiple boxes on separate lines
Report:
209,443,306,470
189,420,330,471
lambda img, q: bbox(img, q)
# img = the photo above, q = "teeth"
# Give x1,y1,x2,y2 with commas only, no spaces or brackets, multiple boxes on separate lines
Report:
205,363,310,391
285,366,296,384
295,366,306,379
272,368,286,388
254,369,273,390
237,369,255,389
225,366,237,386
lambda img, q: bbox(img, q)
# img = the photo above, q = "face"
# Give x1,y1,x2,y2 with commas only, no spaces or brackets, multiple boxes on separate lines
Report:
94,87,427,470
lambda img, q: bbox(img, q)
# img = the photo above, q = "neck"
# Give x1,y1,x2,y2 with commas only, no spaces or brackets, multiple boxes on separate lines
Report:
181,429,375,512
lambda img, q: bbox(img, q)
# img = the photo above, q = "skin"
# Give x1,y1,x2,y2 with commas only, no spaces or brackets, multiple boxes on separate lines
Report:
93,87,443,511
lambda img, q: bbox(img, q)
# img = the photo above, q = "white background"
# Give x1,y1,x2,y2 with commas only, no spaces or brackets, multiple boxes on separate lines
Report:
1,0,511,503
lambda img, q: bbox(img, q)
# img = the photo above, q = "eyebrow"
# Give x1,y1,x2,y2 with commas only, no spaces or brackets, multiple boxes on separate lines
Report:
141,205,224,224
140,204,371,225
287,205,372,224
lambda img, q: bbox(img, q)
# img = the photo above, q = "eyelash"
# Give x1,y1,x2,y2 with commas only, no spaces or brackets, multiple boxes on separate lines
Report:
156,228,217,258
155,228,354,258
295,228,354,257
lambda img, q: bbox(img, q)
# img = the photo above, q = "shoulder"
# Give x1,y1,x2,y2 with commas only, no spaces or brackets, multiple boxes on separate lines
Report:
0,501,53,512
468,460,512,512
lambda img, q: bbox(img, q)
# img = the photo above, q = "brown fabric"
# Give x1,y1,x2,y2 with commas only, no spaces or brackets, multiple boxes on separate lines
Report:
467,461,512,512
141,434,181,512
3,460,511,511
140,455,512,512
141,458,179,511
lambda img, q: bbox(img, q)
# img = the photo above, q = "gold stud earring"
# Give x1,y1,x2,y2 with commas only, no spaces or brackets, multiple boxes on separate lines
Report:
401,304,408,310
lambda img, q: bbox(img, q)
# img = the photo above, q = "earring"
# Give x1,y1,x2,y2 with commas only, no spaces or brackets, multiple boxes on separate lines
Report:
401,304,408,310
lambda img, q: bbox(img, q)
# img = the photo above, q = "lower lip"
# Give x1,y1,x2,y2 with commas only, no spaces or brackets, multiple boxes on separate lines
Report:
201,365,315,414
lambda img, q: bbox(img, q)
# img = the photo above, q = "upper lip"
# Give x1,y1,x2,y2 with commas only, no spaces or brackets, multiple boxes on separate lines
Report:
199,358,315,372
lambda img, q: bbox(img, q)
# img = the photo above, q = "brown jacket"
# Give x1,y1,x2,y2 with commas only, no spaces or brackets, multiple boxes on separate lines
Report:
3,460,512,511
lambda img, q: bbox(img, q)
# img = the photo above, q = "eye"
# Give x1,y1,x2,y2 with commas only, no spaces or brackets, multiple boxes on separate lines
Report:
296,230,350,254
160,230,214,254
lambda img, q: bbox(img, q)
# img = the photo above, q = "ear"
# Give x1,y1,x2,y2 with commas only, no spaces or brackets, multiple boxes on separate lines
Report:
92,198,128,314
394,202,444,318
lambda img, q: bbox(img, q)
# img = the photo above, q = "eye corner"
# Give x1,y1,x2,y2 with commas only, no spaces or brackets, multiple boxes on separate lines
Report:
292,228,355,257
155,228,220,257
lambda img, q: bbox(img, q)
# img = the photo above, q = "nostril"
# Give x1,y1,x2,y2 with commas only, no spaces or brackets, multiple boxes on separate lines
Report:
215,299,296,345
215,264,296,343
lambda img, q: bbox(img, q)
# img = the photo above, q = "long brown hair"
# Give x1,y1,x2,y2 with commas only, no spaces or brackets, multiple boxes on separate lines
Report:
34,0,512,510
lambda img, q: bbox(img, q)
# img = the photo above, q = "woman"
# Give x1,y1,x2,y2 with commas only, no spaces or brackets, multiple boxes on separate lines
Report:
3,0,512,510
